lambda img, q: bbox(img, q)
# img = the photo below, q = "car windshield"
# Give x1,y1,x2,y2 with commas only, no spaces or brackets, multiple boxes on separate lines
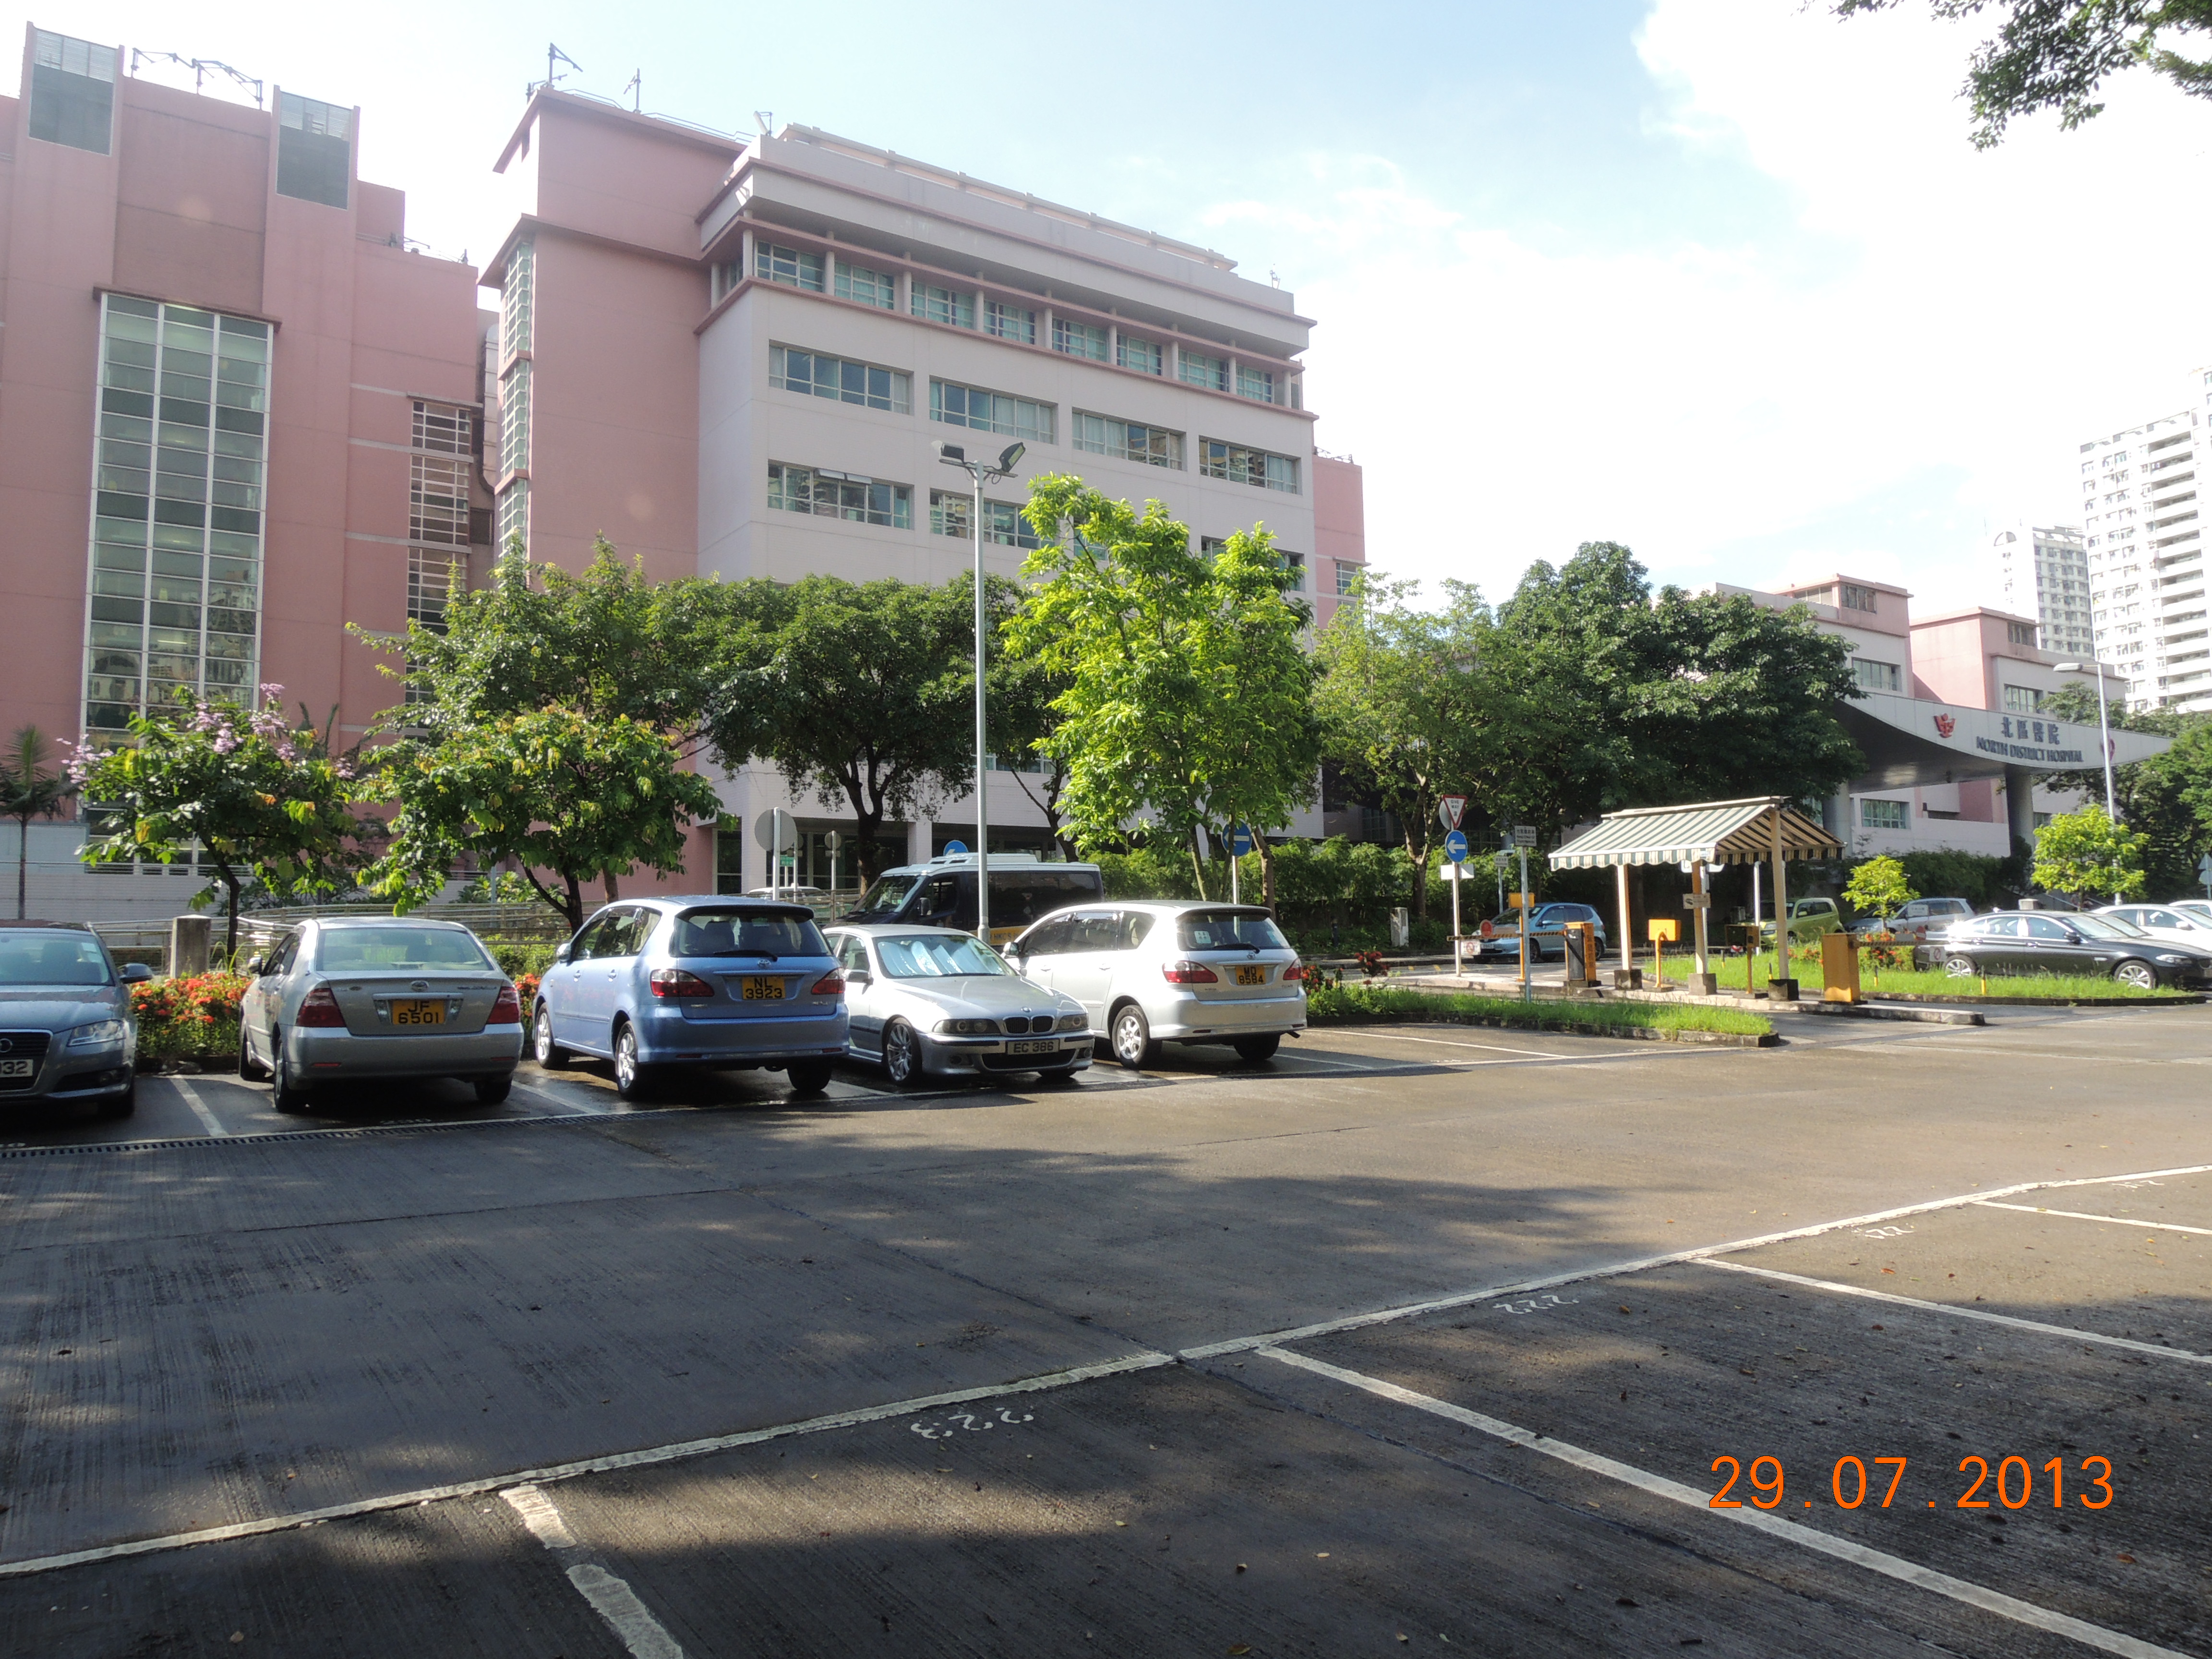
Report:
314,927,495,972
0,931,111,986
876,934,1013,978
850,874,920,916
1178,910,1289,952
2071,913,2147,940
671,910,828,959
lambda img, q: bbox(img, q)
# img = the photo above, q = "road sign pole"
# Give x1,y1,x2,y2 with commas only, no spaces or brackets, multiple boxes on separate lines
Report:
1517,845,1530,997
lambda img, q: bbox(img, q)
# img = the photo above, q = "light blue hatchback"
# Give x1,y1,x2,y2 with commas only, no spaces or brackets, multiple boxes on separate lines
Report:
530,897,847,1099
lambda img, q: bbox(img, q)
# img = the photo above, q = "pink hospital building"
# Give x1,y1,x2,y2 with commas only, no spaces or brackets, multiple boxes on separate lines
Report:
0,27,1365,916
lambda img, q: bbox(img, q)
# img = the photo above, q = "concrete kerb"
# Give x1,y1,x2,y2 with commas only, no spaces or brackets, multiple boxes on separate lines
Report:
1394,973,1981,1028
1310,1003,1777,1049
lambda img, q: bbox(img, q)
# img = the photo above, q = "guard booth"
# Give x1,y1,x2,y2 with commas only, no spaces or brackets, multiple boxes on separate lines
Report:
1549,797,1842,995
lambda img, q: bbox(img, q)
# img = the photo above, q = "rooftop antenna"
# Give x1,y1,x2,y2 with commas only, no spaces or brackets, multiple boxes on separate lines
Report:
754,110,773,136
128,48,263,107
1270,266,1281,288
530,42,581,98
623,69,641,112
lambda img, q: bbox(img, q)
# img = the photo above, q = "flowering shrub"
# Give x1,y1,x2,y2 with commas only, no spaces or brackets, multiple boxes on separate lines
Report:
513,972,541,1008
132,971,251,1063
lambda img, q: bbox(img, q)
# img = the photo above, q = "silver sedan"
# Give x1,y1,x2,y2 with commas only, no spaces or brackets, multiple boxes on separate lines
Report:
239,918,524,1112
824,925,1091,1085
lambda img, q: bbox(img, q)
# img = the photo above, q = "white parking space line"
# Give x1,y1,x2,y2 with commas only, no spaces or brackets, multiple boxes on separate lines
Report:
0,1351,1176,1579
166,1077,229,1137
1699,1259,2212,1367
502,1485,686,1659
1338,1030,1593,1059
1974,1200,2212,1237
1257,1346,2190,1659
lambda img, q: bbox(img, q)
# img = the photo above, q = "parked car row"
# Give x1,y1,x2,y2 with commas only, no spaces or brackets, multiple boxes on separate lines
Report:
1912,909,2212,988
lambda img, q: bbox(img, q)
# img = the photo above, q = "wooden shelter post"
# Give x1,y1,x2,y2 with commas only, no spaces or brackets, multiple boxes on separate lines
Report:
1615,863,1631,974
1691,859,1709,978
1768,804,1788,983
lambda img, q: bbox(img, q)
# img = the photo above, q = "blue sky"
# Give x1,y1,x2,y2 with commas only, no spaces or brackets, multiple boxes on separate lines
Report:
18,0,2212,615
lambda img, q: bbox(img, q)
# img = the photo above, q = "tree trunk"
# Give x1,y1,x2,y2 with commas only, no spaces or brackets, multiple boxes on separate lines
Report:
1402,824,1432,918
522,866,580,932
564,873,584,932
1257,836,1277,913
1188,826,1209,902
224,871,241,964
601,869,620,902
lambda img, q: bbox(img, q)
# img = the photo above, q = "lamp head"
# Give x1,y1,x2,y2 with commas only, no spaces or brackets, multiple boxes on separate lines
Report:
996,441,1026,472
933,440,966,466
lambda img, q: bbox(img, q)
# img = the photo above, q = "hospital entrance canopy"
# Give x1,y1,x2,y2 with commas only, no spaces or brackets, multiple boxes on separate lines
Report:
1550,796,1843,872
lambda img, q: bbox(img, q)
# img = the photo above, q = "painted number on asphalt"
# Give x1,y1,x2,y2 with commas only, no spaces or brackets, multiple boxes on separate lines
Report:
911,1406,1034,1439
1495,1294,1579,1316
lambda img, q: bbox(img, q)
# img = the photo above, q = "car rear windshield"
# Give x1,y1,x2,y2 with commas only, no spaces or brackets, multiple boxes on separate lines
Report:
314,928,494,973
876,934,1013,978
1178,910,1289,952
671,910,828,959
0,931,111,986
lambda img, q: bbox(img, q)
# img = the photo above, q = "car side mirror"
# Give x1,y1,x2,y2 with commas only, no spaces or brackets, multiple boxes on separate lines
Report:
242,956,266,977
553,941,573,965
844,968,871,987
120,962,153,985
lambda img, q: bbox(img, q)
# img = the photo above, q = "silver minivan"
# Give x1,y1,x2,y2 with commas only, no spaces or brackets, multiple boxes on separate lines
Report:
1006,902,1307,1068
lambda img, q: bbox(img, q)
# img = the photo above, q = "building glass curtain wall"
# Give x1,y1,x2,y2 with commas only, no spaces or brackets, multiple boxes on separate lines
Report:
84,294,268,736
496,238,533,549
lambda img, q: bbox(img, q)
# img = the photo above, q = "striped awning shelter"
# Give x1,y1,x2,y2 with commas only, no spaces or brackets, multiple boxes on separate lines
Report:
1548,795,1842,871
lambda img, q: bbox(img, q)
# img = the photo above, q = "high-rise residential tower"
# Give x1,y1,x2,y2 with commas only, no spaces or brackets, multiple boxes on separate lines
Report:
2080,376,2212,712
1990,524,2093,660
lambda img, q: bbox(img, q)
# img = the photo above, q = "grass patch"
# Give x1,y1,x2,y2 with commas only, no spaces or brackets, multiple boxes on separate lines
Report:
1698,952,2187,1001
1307,981,1773,1037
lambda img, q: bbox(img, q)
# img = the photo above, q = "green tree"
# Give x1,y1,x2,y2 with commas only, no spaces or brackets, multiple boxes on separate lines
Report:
1486,542,1862,833
70,690,367,955
2032,803,2148,903
2041,685,2212,896
1008,477,1319,900
1833,0,2212,146
0,726,76,920
705,574,976,889
991,577,1079,857
1313,574,1552,915
368,709,722,930
365,539,753,925
1843,854,1918,922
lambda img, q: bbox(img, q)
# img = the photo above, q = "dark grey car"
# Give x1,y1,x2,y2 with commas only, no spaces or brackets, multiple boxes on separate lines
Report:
1914,910,2212,988
0,922,150,1118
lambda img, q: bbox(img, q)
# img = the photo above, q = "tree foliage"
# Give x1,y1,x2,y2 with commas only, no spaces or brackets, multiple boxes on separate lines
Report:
1008,476,1320,899
1835,0,2212,146
2032,802,2148,902
708,574,977,888
70,689,367,954
2042,685,2212,896
1843,853,1918,920
0,726,75,920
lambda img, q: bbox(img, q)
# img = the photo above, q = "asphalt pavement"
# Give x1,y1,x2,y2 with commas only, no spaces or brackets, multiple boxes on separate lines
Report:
2,1005,2207,1657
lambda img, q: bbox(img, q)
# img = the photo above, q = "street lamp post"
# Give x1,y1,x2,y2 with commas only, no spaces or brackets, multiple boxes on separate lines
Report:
2056,660,2120,904
933,438,1026,945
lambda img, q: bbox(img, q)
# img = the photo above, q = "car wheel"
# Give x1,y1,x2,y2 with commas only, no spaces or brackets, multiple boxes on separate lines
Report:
2112,959,2159,991
533,1004,568,1070
474,1074,514,1105
1111,1003,1160,1070
787,1060,834,1095
1942,954,1977,979
237,1026,268,1082
1232,1033,1281,1064
98,1076,137,1119
881,1020,921,1085
612,1022,654,1100
270,1036,311,1114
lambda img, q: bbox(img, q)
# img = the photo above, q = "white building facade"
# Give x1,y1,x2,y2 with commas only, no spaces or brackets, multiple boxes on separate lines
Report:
2080,376,2212,713
1991,524,2093,661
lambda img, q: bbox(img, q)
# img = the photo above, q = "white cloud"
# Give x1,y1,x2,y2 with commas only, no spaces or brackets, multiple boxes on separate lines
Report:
1263,0,2212,619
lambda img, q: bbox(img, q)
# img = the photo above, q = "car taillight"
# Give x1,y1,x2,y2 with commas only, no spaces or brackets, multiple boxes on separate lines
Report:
649,968,717,999
811,971,845,995
1162,960,1219,984
489,985,523,1024
296,985,345,1027
1282,963,1305,983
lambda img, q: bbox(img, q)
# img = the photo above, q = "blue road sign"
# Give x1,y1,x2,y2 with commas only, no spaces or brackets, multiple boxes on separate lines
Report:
942,840,968,855
1443,829,1470,864
1230,824,1256,856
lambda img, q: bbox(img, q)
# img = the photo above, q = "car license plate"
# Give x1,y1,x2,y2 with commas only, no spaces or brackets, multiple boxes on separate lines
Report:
1235,965,1267,986
741,977,785,1001
0,1058,32,1078
391,999,444,1027
1006,1039,1056,1055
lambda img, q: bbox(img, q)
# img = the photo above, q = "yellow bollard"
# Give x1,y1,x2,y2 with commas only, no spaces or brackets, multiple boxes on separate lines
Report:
1821,931,1861,1004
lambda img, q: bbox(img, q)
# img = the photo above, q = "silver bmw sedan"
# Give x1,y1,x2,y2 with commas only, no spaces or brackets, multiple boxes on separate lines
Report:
823,924,1090,1085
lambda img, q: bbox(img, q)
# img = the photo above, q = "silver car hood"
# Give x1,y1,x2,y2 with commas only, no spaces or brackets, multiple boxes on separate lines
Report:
0,988,128,1026
884,974,1075,1019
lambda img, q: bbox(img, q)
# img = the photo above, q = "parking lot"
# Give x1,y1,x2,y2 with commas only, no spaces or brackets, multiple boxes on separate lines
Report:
2,1006,2208,1656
